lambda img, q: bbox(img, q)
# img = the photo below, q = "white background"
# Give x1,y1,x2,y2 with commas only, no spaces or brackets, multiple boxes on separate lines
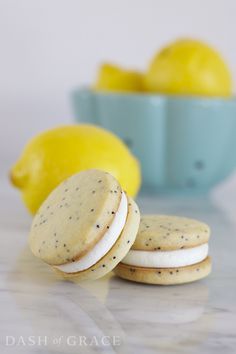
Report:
0,0,236,192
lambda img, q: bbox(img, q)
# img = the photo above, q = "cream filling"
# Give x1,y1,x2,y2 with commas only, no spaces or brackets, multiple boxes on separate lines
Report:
122,243,208,268
55,191,128,273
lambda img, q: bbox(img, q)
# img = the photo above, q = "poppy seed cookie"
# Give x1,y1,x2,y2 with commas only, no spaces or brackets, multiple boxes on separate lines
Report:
114,215,212,285
29,169,140,280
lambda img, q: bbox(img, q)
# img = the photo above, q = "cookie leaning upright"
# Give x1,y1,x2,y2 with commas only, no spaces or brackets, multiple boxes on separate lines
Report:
29,169,140,281
114,215,212,285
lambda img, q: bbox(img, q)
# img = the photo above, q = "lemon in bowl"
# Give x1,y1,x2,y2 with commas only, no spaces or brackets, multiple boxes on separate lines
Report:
145,38,232,97
94,63,144,93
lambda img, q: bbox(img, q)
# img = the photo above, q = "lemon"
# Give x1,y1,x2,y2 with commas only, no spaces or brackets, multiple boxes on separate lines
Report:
145,38,232,97
94,63,144,93
10,125,141,214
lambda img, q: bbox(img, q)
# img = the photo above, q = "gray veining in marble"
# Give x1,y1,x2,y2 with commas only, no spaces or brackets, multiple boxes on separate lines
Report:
0,178,236,353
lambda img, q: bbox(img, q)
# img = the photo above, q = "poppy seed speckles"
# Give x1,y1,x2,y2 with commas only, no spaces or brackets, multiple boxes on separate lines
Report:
29,170,140,277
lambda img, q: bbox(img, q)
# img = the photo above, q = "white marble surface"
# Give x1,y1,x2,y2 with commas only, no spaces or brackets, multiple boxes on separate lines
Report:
0,179,236,354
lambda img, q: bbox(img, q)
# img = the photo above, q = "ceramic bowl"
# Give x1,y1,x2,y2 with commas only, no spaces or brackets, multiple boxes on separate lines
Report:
72,88,236,193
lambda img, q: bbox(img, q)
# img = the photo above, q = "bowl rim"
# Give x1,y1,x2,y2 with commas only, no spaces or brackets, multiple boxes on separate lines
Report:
73,86,236,105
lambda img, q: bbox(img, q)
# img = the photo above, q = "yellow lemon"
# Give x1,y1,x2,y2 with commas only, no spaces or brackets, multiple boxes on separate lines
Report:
94,63,144,93
145,38,232,97
10,125,141,214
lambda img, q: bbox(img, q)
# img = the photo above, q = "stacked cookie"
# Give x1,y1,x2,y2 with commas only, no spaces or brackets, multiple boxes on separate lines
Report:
114,215,211,285
29,169,211,285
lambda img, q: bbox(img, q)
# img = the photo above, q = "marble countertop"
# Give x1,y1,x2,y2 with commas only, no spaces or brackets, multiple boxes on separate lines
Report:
0,180,236,354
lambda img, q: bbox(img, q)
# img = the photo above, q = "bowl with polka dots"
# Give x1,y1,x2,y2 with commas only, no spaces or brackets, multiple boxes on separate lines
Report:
72,88,236,193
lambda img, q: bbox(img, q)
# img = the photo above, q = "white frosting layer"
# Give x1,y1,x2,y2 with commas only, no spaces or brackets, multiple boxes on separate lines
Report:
122,243,208,268
55,191,128,273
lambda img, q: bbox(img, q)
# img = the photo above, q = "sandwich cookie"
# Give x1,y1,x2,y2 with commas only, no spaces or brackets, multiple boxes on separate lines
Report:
114,215,211,285
29,169,140,280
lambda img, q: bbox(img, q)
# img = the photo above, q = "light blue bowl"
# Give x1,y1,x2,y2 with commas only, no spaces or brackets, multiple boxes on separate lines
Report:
72,88,236,193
